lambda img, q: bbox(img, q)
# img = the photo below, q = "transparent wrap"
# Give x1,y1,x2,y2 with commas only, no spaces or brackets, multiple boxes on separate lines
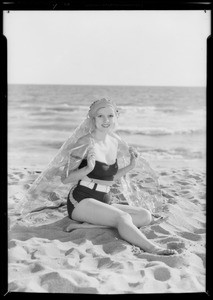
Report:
16,117,94,216
110,134,164,212
14,101,164,226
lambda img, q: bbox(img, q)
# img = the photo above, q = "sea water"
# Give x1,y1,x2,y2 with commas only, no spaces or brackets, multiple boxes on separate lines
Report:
8,84,206,170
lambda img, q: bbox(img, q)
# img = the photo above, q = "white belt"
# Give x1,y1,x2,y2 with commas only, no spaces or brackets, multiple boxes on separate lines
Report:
79,180,110,193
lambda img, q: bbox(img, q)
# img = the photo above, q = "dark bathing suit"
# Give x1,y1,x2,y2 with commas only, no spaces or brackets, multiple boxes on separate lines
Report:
67,159,118,219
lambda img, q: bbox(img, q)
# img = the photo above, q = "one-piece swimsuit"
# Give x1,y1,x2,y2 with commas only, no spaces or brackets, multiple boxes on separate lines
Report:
67,159,118,219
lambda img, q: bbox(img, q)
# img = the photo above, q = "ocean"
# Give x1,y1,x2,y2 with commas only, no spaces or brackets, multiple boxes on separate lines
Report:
8,84,206,170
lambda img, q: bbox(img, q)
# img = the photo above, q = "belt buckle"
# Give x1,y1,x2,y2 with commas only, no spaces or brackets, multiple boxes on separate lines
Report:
88,181,95,189
79,180,93,190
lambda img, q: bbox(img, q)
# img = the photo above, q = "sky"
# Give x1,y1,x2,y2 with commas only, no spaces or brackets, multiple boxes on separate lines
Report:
3,10,211,86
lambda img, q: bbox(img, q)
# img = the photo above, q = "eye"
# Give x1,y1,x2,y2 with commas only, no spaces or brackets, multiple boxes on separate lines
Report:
109,114,114,118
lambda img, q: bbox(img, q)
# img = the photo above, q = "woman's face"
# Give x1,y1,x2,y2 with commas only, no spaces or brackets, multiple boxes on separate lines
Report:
94,106,116,132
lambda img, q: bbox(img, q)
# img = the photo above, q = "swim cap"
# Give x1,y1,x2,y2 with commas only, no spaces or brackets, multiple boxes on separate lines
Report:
88,98,119,118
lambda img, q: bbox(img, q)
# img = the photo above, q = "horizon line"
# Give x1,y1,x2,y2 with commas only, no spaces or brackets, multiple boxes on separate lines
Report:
7,83,206,88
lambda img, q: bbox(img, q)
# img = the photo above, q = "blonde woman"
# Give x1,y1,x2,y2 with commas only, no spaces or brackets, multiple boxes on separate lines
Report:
61,99,177,256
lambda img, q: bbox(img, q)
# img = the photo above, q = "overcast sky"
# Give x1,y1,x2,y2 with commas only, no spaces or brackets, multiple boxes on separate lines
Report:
3,10,210,86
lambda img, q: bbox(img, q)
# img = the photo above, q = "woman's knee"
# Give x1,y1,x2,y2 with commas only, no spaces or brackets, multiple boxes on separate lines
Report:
116,211,133,227
140,209,152,225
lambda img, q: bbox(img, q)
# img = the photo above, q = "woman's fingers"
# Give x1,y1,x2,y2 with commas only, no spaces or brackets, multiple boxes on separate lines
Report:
129,147,139,159
87,149,96,159
129,146,137,154
88,152,95,159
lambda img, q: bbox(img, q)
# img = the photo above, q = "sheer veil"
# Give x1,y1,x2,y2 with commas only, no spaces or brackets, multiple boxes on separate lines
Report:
15,99,164,224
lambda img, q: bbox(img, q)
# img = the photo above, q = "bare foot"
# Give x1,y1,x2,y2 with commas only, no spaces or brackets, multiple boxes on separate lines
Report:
64,222,109,232
64,223,80,232
147,246,178,256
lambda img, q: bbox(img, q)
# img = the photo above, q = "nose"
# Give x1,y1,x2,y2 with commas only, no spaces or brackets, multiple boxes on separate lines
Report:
103,116,109,123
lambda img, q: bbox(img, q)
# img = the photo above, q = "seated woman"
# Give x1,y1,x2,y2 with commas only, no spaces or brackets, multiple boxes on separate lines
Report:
61,98,177,256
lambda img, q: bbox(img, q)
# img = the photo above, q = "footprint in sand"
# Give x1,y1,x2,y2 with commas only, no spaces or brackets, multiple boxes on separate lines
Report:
180,190,191,195
177,231,202,241
40,271,99,294
30,262,45,273
150,225,170,235
96,257,124,270
193,228,206,234
194,252,206,267
153,267,171,281
134,251,186,268
102,241,128,255
199,193,206,200
8,240,17,249
159,171,168,176
188,174,202,181
175,180,191,186
162,191,175,199
8,281,19,292
166,241,186,253
191,198,200,205
40,272,77,293
140,228,159,239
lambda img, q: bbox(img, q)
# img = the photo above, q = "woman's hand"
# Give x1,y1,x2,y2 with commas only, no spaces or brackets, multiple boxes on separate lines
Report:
86,147,96,172
113,147,139,181
129,146,139,169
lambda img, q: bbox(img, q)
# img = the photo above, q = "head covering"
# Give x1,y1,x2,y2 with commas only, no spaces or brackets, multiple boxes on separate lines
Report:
15,99,163,226
88,98,119,118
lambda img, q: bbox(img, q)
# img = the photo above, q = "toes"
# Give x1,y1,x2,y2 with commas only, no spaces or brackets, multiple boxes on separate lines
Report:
64,224,75,232
163,249,178,256
157,249,178,256
149,247,178,256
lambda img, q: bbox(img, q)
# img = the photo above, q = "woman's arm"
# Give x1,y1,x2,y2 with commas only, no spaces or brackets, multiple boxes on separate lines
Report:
61,165,93,184
114,163,134,181
61,143,96,184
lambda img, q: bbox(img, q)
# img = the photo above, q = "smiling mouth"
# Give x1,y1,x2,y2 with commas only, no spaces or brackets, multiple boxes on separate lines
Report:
102,124,110,128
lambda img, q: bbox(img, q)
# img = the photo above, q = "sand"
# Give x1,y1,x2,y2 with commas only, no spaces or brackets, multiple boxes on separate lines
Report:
8,161,206,294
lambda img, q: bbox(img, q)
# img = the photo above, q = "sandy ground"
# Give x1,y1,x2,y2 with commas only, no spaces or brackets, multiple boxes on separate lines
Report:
8,160,206,294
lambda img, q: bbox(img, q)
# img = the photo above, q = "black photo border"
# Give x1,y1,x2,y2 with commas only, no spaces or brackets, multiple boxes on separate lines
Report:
1,0,212,297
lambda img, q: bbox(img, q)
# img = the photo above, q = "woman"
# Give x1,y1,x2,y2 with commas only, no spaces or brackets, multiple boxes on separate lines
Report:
61,98,177,255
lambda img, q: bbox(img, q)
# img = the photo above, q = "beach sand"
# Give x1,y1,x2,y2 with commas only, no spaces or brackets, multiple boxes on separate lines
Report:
7,157,206,294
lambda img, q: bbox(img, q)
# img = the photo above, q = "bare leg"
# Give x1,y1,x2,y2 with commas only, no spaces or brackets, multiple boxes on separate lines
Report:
111,203,152,227
112,204,164,227
72,198,177,255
